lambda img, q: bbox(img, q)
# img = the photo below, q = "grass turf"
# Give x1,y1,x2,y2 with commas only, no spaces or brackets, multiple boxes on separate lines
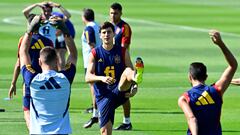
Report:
0,0,240,134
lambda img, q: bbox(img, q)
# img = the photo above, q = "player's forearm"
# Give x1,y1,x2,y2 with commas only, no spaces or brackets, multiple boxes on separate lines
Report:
85,74,104,83
11,59,21,85
65,36,78,65
59,6,71,19
218,43,238,71
22,4,38,18
188,117,198,135
231,78,240,85
19,33,32,67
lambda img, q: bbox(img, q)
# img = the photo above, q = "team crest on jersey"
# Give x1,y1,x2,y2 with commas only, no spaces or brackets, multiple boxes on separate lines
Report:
114,55,121,64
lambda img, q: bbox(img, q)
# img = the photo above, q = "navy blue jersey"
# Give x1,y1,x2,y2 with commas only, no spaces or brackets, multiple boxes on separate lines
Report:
18,34,53,72
92,45,126,97
184,84,222,135
84,26,96,44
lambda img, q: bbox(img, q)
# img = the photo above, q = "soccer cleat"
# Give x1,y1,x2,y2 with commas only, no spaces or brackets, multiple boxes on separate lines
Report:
83,117,98,128
129,83,138,97
114,123,132,130
133,57,144,84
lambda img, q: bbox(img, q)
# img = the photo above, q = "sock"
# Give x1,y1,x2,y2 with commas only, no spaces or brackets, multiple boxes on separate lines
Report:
123,117,131,124
92,108,98,118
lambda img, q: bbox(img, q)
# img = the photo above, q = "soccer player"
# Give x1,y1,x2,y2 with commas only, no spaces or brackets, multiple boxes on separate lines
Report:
109,2,133,130
20,16,77,134
110,2,132,50
86,21,144,135
8,15,53,129
22,1,73,70
81,8,102,128
178,30,238,135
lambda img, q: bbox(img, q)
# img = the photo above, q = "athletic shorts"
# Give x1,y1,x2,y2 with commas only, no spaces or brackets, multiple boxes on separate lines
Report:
96,87,129,128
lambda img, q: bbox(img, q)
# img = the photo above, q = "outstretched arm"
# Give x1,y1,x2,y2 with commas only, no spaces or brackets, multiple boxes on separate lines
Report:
48,2,71,19
209,30,238,95
231,78,240,85
65,36,77,65
22,2,45,18
178,96,198,135
19,33,32,68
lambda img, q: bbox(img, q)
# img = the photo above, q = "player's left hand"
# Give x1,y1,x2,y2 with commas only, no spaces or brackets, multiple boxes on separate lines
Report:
51,19,70,37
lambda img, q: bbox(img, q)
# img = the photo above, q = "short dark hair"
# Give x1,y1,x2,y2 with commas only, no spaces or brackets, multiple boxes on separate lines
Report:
100,21,115,33
189,62,207,81
42,3,53,11
83,8,95,21
40,46,57,65
110,2,122,11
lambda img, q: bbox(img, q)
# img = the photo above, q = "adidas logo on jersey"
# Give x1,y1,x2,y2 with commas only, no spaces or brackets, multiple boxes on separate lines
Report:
98,58,103,62
31,39,45,49
195,91,215,106
39,77,61,90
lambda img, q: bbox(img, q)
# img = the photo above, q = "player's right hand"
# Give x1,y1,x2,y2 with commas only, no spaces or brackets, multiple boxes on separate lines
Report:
8,84,16,99
102,76,116,85
209,30,224,46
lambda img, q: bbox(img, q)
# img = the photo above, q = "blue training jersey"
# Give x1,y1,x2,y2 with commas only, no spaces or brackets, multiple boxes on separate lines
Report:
39,21,57,47
81,21,102,68
21,63,76,134
92,45,126,97
184,84,222,135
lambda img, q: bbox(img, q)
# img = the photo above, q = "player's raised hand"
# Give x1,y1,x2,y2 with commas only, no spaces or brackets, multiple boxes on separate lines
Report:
209,30,224,46
37,2,47,8
27,15,41,34
51,19,70,36
48,1,61,8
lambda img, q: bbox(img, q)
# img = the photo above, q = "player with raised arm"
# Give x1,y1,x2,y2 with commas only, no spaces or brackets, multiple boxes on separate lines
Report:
178,30,238,135
86,21,143,135
22,1,73,70
8,15,54,129
20,15,77,134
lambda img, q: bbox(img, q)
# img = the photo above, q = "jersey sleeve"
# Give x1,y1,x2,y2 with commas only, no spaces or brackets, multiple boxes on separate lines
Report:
84,26,96,44
211,83,222,97
182,92,190,102
61,63,76,84
121,24,132,46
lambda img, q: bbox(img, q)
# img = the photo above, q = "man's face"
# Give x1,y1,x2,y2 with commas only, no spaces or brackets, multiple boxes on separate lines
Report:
109,8,122,24
43,7,52,19
100,27,114,45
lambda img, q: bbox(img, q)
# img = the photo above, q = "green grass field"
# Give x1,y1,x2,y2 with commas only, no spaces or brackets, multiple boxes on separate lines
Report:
1,0,240,134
